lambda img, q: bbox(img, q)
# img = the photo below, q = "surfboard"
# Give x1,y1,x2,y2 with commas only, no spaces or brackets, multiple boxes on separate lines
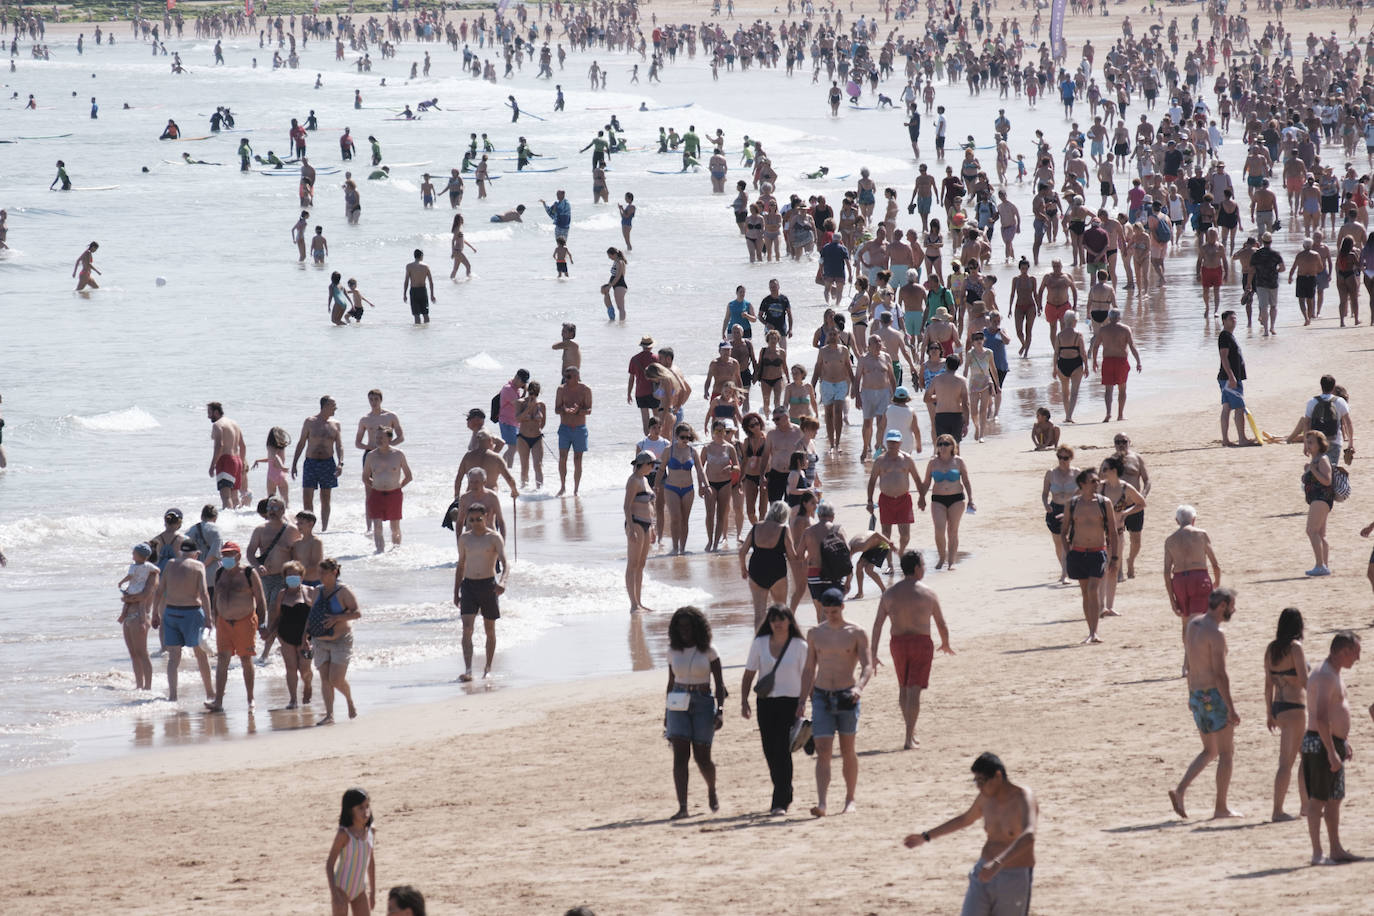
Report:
71,186,119,191
383,116,423,121
647,169,700,175
174,136,213,142
510,102,545,121
510,166,567,173
643,102,694,111
387,161,433,168
18,133,73,140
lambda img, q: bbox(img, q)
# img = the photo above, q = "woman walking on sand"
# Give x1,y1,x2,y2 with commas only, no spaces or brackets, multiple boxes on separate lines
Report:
1265,607,1309,821
920,434,975,570
665,606,728,819
740,604,807,815
307,557,360,725
326,787,375,915
739,501,798,628
1301,431,1335,576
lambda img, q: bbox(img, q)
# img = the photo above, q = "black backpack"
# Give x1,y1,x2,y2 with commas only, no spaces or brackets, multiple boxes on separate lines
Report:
490,392,502,422
1310,396,1339,438
818,527,853,581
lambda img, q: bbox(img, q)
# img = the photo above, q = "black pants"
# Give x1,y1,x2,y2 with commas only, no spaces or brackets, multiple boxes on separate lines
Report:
757,695,799,810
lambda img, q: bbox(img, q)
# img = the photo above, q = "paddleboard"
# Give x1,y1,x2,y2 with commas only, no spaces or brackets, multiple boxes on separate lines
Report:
643,103,694,111
18,133,73,140
387,161,433,168
175,136,213,142
510,166,567,173
647,169,700,175
71,186,119,191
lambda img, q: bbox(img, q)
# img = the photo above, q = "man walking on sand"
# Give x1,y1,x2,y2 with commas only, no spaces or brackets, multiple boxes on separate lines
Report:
455,503,509,681
870,550,954,750
1169,587,1242,820
205,541,267,713
1062,469,1119,644
866,431,926,555
1163,505,1222,667
1088,309,1142,422
904,752,1038,916
796,588,873,818
1302,630,1362,864
1216,311,1255,446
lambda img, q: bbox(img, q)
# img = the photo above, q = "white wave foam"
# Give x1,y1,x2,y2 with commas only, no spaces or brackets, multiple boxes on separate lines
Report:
463,352,502,370
65,407,160,432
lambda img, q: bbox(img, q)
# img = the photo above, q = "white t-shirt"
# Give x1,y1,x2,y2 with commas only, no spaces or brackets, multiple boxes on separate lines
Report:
668,646,718,683
744,635,808,698
125,562,154,596
1305,394,1351,444
637,434,669,461
883,403,917,453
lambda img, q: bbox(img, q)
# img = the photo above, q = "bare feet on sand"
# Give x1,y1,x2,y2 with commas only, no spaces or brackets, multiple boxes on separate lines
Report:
1169,789,1187,819
1211,808,1242,819
810,806,826,818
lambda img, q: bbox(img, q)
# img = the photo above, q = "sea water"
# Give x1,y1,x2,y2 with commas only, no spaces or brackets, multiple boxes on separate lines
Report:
0,28,1239,768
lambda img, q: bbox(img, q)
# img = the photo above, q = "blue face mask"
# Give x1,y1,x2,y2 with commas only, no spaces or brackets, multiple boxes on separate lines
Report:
221,555,238,570
284,575,302,588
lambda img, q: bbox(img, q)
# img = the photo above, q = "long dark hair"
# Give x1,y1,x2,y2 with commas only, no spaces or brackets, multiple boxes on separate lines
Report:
755,603,803,639
1267,607,1304,666
668,606,712,652
339,787,373,828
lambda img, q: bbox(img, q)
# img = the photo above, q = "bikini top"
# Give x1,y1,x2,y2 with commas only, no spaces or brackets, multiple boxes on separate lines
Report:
761,355,785,369
1058,341,1081,356
666,448,693,471
931,467,961,482
788,395,810,404
1049,477,1078,498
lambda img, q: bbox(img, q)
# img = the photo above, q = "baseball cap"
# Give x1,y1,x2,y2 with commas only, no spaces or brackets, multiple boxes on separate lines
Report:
221,541,242,556
893,386,911,401
133,543,153,557
885,430,902,442
466,408,486,420
164,508,183,521
819,588,846,607
179,540,198,552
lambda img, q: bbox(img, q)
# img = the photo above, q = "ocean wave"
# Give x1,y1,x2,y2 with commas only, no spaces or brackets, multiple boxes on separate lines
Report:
63,406,160,432
463,351,502,371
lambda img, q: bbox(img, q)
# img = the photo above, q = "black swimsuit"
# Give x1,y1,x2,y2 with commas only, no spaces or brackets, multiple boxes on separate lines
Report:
1056,341,1084,377
747,527,789,589
278,600,311,647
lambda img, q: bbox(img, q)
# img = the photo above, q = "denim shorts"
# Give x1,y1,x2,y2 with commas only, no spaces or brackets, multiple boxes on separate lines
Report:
811,686,860,738
499,422,519,447
557,423,589,453
666,690,716,744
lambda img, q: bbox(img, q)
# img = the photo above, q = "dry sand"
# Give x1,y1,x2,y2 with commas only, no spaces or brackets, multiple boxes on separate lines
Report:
11,4,1374,914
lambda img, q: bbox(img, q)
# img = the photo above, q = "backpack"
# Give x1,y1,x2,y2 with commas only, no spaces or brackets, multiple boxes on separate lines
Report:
818,526,854,581
1310,395,1339,438
490,392,502,422
1152,216,1172,243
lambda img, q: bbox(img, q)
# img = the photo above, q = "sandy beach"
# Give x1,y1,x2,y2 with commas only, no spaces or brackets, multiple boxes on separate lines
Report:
8,2,1374,913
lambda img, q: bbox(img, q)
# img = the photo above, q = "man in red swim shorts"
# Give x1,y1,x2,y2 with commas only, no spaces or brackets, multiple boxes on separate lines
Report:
870,550,954,749
1163,504,1222,668
866,431,925,554
1196,228,1229,315
362,426,413,554
1089,309,1142,422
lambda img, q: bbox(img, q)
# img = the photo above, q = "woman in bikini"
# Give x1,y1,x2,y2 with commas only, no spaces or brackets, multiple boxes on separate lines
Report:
783,364,817,420
703,382,744,435
699,421,739,553
739,499,798,628
1302,430,1335,576
659,423,706,556
1265,607,1309,821
1053,309,1086,424
515,381,546,489
745,203,765,262
738,411,768,526
847,276,872,351
923,219,944,282
762,198,783,262
602,247,629,320
919,434,975,570
1098,455,1146,616
1041,446,1080,583
450,213,475,278
252,426,292,506
756,330,788,414
1009,257,1039,357
1335,235,1360,327
624,451,658,612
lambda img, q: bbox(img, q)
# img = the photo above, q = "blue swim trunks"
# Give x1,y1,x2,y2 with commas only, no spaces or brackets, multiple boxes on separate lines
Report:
1218,379,1245,409
163,605,204,648
1189,687,1230,734
819,380,850,406
557,424,589,453
302,457,339,490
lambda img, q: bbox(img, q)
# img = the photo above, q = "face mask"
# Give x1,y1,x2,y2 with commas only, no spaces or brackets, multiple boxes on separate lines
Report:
284,575,302,588
221,556,238,570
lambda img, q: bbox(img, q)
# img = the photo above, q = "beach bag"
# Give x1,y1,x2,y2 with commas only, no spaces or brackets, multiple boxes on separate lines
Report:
1152,216,1172,243
306,587,342,638
818,528,853,581
1333,466,1351,502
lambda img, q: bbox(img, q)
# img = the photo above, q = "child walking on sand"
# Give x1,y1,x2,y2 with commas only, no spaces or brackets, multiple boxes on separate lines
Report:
117,543,159,689
253,427,292,506
326,788,376,915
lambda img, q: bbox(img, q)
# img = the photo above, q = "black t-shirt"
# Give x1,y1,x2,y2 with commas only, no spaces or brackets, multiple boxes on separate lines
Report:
1186,175,1208,203
812,205,834,228
759,294,791,329
1217,329,1246,382
1163,149,1184,175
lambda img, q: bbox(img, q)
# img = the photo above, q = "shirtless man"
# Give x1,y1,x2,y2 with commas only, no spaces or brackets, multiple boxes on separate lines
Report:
1302,631,1362,863
402,248,436,325
151,539,212,702
454,504,509,681
456,430,519,499
909,164,937,232
759,408,805,504
555,366,592,496
356,388,404,526
1163,505,1222,669
1169,587,1242,820
923,356,970,443
855,337,896,458
205,541,267,712
866,432,925,554
552,322,581,372
1244,145,1273,201
995,191,1020,260
1195,227,1229,315
870,550,953,749
1250,177,1279,236
795,588,873,817
1089,310,1142,422
73,241,101,291
362,427,413,553
1037,260,1077,334
905,752,1038,916
1113,433,1151,575
291,396,344,531
1288,238,1324,325
812,333,855,451
291,510,324,586
245,497,299,650
1062,469,1120,644
453,468,507,539
873,313,916,392
703,342,743,403
207,401,248,509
